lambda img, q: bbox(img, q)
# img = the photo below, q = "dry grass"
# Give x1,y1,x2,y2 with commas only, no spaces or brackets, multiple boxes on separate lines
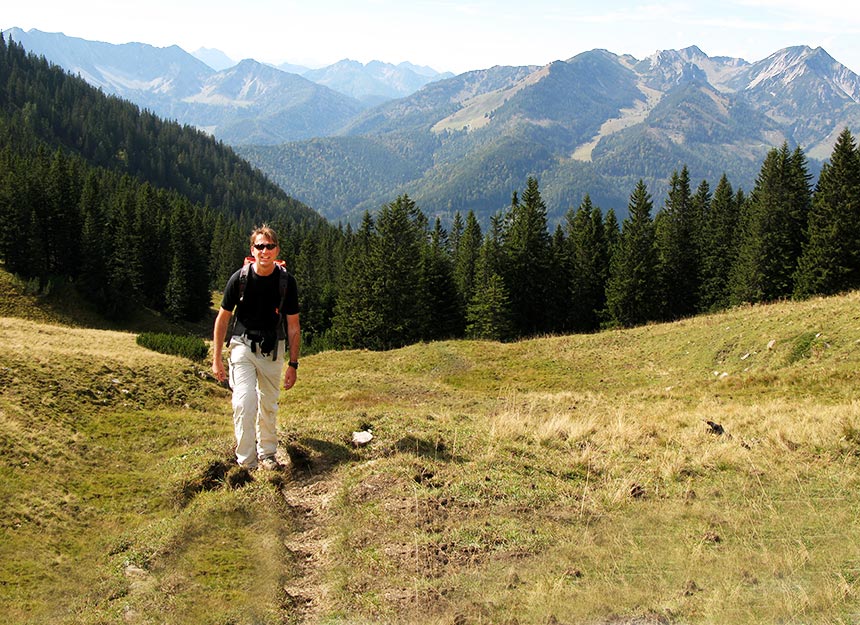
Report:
3,266,860,624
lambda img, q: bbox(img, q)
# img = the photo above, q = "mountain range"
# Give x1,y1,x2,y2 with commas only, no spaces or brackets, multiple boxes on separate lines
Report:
239,44,860,223
4,28,451,143
7,27,860,224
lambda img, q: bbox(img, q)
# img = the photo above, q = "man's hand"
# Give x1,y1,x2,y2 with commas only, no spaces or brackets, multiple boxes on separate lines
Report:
284,365,297,390
212,359,227,383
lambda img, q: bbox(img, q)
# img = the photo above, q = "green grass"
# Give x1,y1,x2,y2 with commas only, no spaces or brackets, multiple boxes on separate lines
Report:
3,265,860,624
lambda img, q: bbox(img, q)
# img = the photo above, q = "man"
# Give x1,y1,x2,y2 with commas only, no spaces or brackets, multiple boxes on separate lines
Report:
212,225,300,470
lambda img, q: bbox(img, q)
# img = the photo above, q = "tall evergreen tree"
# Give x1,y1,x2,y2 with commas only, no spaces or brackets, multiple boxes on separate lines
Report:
371,195,424,349
606,180,659,327
45,148,80,276
654,166,699,320
453,210,483,326
502,177,551,336
164,198,211,321
77,170,110,308
603,208,621,271
565,195,608,332
698,174,739,311
794,128,860,296
548,224,570,333
331,212,383,349
466,214,513,341
730,144,812,304
419,218,461,340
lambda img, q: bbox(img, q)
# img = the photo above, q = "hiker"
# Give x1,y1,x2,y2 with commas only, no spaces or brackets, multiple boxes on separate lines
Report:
211,225,300,470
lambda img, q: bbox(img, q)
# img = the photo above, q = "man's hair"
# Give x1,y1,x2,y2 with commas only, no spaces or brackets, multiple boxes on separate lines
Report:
249,224,279,248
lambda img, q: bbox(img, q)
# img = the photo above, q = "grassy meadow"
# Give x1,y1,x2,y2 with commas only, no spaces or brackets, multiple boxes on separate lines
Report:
2,266,860,624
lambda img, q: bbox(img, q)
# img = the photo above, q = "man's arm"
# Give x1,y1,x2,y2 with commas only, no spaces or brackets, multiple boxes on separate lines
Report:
212,307,232,382
283,313,301,390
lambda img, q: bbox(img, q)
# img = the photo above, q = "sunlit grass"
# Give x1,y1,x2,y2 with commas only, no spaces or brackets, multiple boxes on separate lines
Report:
3,266,860,624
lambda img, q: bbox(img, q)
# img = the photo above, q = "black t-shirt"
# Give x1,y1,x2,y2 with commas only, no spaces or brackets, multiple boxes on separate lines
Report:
221,265,299,333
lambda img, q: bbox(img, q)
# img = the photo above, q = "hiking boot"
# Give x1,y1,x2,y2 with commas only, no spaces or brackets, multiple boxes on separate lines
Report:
259,456,280,471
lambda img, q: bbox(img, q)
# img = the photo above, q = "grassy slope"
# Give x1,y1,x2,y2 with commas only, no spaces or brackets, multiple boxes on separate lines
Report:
2,267,860,624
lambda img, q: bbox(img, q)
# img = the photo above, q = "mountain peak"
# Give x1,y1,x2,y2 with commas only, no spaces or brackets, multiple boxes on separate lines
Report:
192,47,235,71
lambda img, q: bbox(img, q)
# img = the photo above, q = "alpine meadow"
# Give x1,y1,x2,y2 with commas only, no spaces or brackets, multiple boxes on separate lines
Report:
3,29,860,625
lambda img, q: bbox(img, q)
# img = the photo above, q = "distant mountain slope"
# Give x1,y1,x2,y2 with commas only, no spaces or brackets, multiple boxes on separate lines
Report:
241,45,858,223
0,33,321,228
4,28,450,143
303,59,454,105
4,28,364,144
192,46,235,71
174,58,366,144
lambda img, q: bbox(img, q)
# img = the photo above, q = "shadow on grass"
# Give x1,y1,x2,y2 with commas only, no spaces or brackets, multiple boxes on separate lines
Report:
287,437,359,474
392,435,464,462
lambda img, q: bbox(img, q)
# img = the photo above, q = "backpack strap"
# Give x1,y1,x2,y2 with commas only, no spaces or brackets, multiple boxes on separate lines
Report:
237,256,255,303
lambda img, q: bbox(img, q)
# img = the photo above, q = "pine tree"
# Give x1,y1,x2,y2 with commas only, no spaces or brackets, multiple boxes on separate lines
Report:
565,194,608,332
163,198,210,321
730,144,812,304
466,216,513,341
603,208,621,272
77,171,110,308
331,212,383,349
453,210,483,325
45,148,80,276
654,166,698,320
606,180,659,327
698,174,739,311
134,183,170,309
794,128,860,297
502,177,552,336
101,179,141,319
371,195,424,349
541,224,566,334
419,218,461,340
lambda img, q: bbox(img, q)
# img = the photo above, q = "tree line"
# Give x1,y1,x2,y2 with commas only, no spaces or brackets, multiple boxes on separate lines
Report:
294,129,860,351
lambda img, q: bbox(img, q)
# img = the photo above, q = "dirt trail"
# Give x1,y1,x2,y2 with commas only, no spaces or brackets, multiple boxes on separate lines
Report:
276,443,344,623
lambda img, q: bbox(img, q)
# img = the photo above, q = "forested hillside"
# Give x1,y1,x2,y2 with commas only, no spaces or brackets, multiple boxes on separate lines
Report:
0,35,325,322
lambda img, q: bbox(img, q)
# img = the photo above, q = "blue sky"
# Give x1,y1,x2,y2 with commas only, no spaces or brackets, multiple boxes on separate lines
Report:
4,0,860,74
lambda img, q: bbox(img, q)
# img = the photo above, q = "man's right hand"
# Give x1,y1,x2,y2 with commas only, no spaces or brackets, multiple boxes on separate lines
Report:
212,359,227,383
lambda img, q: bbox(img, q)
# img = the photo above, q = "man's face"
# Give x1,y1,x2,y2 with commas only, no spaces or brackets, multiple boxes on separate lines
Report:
251,234,279,270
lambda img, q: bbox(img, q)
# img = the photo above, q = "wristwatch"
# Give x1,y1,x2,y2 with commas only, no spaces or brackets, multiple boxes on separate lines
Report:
288,361,299,370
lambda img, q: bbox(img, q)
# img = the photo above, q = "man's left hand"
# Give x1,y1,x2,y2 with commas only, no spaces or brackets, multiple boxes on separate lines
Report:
284,365,297,390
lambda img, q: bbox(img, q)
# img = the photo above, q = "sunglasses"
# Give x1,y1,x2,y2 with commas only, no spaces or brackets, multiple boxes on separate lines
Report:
253,243,278,251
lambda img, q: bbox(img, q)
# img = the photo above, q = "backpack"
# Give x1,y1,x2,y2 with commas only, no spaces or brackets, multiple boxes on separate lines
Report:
227,256,290,359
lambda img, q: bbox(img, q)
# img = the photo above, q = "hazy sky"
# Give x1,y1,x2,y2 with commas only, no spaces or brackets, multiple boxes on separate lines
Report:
4,0,860,74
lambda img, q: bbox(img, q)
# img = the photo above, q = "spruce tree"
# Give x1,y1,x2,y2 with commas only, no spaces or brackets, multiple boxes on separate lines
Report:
654,166,698,320
466,215,513,341
730,144,812,304
164,198,210,321
565,195,608,332
603,208,621,270
698,174,739,311
371,195,424,349
606,180,659,327
419,218,461,340
548,224,570,334
77,171,110,309
794,128,860,297
502,177,551,336
453,210,483,325
331,212,383,349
